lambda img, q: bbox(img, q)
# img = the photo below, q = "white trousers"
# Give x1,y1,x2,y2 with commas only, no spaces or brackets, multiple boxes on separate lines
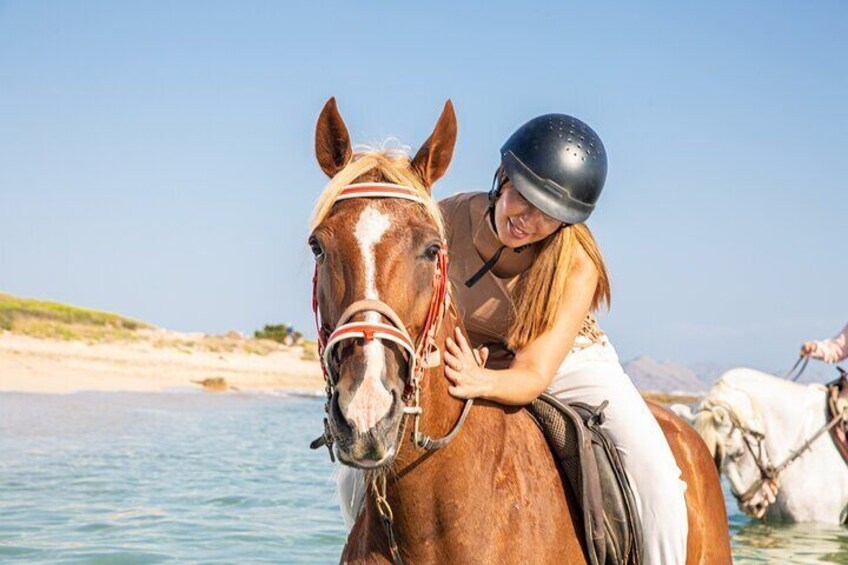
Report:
337,341,688,564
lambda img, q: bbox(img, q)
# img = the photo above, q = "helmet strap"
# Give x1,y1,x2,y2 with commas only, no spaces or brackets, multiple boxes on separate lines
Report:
465,244,507,288
486,168,502,235
467,171,530,288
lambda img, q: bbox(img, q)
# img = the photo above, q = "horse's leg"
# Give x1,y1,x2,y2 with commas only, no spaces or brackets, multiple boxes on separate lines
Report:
649,402,733,565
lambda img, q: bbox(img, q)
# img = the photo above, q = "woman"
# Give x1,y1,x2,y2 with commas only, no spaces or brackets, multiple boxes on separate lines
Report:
439,114,688,564
801,322,848,364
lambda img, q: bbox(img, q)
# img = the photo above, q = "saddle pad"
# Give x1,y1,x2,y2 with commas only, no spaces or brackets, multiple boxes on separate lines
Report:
528,393,642,565
827,375,848,465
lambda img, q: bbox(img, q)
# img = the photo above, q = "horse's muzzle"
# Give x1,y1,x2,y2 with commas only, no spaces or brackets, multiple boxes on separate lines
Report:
329,389,405,469
740,482,778,519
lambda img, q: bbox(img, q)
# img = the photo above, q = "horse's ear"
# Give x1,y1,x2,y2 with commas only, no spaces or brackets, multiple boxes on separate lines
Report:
411,100,457,191
315,97,352,178
709,407,726,425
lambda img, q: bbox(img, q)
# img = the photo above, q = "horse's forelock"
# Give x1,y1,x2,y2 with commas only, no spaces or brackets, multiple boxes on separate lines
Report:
310,148,445,238
694,377,766,457
713,375,768,433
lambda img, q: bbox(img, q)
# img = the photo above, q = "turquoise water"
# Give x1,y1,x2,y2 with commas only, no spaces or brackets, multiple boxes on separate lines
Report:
0,393,345,564
1,392,846,564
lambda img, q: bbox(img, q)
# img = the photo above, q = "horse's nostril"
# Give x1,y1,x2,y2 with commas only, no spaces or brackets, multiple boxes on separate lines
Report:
329,392,353,432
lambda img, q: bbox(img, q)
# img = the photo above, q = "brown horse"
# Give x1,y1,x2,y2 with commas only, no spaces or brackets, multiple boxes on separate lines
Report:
309,98,732,564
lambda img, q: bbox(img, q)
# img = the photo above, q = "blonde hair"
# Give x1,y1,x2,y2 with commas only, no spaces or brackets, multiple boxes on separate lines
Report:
310,148,445,238
506,223,611,351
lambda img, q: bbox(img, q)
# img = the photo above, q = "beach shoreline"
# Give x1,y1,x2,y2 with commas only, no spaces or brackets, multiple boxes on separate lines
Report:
0,331,325,395
0,330,701,405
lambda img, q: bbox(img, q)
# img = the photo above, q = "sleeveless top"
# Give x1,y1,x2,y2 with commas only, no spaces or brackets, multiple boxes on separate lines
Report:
439,192,605,369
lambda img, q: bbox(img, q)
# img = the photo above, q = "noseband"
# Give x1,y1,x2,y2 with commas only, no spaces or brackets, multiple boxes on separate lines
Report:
310,182,473,458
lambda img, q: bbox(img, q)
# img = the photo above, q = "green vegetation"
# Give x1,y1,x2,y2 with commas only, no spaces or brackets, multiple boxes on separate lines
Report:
0,293,316,360
0,292,148,341
254,324,303,345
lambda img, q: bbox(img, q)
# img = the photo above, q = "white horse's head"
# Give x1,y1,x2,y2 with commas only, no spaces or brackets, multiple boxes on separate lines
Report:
693,369,779,518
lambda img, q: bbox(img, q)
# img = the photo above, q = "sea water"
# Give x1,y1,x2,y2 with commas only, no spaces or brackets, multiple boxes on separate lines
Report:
1,392,846,563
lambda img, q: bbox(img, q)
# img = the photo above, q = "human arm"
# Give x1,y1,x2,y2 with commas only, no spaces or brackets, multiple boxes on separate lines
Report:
801,322,848,364
444,249,599,405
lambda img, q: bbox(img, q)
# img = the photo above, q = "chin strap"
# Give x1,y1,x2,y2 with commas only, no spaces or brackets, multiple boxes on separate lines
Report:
465,172,530,287
465,244,508,288
466,168,572,288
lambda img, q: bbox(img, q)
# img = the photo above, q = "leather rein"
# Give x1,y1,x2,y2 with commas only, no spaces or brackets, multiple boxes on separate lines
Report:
308,182,474,565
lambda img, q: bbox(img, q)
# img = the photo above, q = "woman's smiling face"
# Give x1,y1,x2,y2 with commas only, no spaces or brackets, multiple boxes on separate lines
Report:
494,181,563,248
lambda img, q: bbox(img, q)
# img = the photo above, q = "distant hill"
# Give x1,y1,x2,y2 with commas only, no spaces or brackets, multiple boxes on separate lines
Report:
623,355,844,392
623,355,708,393
0,291,148,340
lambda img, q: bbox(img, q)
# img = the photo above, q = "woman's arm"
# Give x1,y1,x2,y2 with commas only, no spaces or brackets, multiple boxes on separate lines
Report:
444,248,598,405
801,323,848,364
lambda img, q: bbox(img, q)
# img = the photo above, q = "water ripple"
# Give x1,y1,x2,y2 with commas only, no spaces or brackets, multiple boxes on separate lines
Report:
1,391,846,563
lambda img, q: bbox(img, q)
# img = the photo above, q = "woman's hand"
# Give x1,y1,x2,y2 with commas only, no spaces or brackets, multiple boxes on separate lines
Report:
444,327,491,399
800,342,817,357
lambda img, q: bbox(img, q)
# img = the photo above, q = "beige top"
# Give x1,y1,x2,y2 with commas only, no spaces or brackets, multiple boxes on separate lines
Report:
439,192,605,369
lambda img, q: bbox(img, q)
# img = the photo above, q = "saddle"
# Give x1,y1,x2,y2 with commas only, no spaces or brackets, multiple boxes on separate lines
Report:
826,369,848,464
527,394,643,565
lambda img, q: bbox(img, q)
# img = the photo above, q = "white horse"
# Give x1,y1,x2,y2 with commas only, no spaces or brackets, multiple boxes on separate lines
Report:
692,367,848,524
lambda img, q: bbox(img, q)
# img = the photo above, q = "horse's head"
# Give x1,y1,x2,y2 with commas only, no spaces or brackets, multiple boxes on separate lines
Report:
309,98,457,469
693,374,776,518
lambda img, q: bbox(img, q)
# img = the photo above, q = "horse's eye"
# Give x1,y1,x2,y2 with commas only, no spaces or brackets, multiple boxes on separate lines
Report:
729,450,744,462
308,236,324,260
424,243,441,262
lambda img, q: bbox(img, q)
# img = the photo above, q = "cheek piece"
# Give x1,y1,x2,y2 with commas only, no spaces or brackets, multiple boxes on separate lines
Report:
464,171,563,288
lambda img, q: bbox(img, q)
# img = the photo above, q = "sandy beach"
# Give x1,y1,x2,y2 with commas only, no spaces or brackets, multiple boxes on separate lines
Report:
0,330,324,394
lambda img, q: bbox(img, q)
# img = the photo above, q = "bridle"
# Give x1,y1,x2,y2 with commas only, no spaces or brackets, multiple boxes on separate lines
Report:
308,182,474,564
703,402,776,507
701,398,847,512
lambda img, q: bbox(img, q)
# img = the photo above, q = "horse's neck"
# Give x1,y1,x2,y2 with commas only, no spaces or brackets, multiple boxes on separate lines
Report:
747,378,848,515
357,310,577,561
383,312,494,517
752,380,827,460
394,312,467,474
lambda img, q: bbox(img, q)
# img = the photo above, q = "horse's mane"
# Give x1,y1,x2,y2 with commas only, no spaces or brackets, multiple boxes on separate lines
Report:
693,369,769,461
694,367,828,463
310,147,445,238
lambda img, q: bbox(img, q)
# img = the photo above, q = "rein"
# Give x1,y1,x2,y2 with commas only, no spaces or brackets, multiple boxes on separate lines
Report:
308,182,474,565
783,355,810,382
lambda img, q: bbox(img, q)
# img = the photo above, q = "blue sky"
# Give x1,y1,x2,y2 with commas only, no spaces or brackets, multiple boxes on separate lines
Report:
1,1,846,369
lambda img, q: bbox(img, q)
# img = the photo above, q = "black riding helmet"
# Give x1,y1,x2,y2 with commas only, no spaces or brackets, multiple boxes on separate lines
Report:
466,113,608,288
493,113,607,224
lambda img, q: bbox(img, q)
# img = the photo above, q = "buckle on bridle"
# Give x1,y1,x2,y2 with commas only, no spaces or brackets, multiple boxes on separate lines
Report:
309,417,336,463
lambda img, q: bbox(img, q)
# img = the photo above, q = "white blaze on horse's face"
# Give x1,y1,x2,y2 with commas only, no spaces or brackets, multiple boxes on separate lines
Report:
343,205,394,432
